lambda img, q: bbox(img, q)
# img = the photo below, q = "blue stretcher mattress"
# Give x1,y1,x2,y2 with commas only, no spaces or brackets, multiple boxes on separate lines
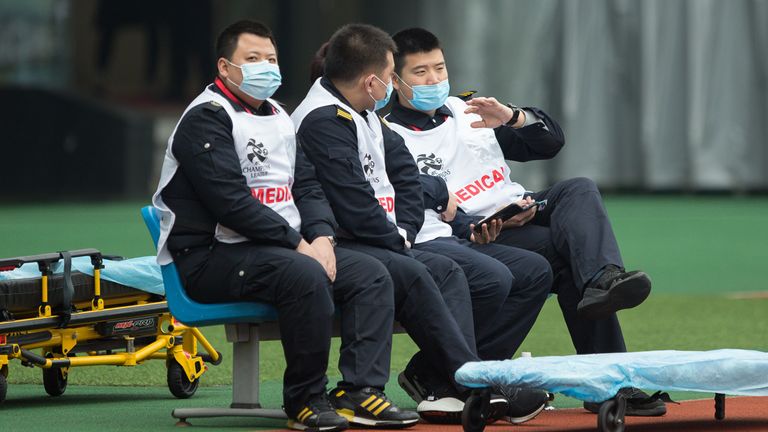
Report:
0,256,163,295
455,349,768,402
0,256,164,318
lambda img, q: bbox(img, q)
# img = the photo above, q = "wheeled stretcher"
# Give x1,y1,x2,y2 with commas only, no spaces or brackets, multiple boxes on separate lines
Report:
0,249,222,403
455,349,768,432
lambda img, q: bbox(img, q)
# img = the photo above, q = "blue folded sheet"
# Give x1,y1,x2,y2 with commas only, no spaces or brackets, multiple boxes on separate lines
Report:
0,256,164,296
455,349,768,402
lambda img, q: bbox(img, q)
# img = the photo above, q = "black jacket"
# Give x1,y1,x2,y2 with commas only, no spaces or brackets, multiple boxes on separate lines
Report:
296,77,425,254
387,94,565,240
160,80,337,255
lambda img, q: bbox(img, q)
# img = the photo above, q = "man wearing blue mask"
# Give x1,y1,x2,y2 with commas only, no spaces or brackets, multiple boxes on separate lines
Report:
293,23,549,425
152,20,419,431
386,27,664,418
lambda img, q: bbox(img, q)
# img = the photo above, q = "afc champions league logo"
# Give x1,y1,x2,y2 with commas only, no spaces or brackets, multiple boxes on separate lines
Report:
246,139,269,164
362,153,381,183
242,138,272,178
363,153,376,176
416,153,450,179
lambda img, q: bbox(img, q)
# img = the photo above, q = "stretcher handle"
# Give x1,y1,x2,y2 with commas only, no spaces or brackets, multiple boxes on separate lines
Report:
0,248,103,270
51,249,104,325
57,251,74,328
0,252,60,271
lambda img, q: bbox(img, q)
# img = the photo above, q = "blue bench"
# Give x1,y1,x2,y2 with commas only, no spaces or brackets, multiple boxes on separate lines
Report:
141,206,287,424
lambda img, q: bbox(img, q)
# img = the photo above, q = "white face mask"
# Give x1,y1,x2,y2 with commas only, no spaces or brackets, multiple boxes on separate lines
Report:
227,60,282,100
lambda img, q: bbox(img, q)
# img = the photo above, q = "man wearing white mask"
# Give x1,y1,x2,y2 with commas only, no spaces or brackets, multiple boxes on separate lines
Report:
152,20,419,431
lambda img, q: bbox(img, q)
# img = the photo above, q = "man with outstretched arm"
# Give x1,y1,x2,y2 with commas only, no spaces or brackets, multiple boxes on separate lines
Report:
386,27,664,417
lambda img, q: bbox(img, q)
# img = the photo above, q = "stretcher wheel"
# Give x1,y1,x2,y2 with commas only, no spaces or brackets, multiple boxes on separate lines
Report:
597,398,625,432
167,360,199,399
42,367,68,397
0,372,7,403
42,350,70,397
461,389,489,432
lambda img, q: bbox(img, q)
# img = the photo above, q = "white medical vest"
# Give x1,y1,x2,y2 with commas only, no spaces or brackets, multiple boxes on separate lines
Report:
292,79,407,242
388,96,526,243
152,87,301,265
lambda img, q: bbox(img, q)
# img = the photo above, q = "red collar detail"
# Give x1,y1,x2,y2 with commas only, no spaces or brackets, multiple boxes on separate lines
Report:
214,77,253,114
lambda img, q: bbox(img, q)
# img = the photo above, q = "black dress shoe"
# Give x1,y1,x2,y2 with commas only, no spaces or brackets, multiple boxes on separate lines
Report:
577,265,651,319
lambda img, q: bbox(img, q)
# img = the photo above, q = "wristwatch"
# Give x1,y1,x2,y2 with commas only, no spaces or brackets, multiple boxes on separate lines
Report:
325,236,337,247
505,104,522,126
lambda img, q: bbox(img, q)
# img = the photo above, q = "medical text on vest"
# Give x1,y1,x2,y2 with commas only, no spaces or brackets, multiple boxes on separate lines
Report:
453,166,507,204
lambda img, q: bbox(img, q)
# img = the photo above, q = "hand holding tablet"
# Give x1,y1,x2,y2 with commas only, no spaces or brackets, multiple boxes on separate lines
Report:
473,199,548,232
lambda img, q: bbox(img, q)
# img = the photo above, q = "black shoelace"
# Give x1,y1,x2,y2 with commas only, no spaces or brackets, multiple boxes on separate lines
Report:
307,393,336,413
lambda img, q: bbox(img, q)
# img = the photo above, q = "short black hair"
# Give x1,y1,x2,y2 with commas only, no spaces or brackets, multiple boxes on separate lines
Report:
216,20,276,61
324,24,397,83
392,28,442,74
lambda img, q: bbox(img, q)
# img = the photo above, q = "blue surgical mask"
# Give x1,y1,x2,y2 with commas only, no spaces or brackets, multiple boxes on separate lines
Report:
370,75,393,111
227,60,282,100
398,75,450,111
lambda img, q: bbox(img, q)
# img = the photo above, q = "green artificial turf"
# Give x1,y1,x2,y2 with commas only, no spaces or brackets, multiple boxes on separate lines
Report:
605,195,768,294
1,196,766,431
1,196,765,292
0,202,156,259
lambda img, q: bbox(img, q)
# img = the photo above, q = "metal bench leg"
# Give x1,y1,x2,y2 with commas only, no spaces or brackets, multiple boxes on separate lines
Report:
227,323,261,408
170,323,287,425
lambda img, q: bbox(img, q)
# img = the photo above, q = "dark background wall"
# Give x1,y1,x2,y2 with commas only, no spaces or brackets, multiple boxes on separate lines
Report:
2,0,767,200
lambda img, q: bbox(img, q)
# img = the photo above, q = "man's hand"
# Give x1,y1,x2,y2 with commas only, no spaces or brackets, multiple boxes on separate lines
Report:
296,237,336,282
464,97,526,129
441,193,458,222
311,237,337,282
502,196,537,229
469,218,502,244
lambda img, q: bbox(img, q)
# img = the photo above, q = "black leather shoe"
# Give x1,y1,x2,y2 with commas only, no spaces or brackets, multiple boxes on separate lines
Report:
577,266,651,319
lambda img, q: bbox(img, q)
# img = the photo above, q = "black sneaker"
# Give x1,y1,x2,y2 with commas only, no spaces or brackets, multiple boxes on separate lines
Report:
287,393,349,431
499,387,548,424
577,265,651,320
583,387,667,417
482,393,510,424
397,370,428,403
329,387,419,428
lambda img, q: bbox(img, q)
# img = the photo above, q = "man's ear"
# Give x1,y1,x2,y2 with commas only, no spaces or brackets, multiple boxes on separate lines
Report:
392,74,402,92
360,74,374,95
217,58,230,78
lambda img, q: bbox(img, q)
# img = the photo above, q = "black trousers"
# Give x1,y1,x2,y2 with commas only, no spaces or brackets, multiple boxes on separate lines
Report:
417,237,552,360
338,241,479,389
174,241,394,416
495,177,627,354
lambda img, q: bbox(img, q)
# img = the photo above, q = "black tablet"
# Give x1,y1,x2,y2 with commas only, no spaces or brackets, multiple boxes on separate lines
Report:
473,200,547,232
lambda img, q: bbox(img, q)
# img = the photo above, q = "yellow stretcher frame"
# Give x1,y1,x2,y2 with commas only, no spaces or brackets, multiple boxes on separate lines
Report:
0,249,222,402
